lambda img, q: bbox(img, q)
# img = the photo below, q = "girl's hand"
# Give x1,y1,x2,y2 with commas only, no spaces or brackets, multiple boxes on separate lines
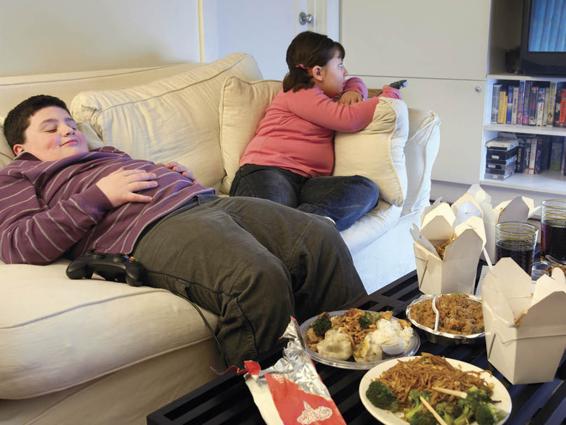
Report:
96,169,158,208
163,161,194,179
380,86,402,99
338,90,363,105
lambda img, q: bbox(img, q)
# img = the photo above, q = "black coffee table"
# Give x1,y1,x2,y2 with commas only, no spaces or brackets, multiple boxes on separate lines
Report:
147,271,566,425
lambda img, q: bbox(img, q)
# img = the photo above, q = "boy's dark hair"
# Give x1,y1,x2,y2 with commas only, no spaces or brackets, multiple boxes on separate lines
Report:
282,31,345,93
3,95,70,149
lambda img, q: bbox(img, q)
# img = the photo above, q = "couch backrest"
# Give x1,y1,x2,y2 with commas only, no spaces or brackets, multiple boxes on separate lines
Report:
0,54,263,188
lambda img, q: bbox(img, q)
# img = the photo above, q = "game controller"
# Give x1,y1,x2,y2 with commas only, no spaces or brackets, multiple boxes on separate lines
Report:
389,79,407,89
66,252,144,286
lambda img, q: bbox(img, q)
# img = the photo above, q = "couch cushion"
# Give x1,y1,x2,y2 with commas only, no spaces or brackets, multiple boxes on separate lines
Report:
218,77,281,194
334,97,409,207
0,119,13,169
0,261,219,399
402,109,441,215
341,200,402,254
70,53,263,190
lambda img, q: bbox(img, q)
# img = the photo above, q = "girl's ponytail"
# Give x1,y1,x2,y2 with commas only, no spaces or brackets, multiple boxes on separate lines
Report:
283,66,313,92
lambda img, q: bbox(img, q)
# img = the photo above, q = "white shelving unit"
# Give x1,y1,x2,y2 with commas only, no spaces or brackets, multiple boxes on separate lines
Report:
480,73,566,195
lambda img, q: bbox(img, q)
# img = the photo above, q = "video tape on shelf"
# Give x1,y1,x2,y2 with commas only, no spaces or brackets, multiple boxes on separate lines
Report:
486,159,516,172
486,147,518,161
484,161,515,180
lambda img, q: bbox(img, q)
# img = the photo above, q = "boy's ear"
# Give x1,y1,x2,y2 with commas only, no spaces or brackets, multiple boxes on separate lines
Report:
311,65,324,82
13,144,24,155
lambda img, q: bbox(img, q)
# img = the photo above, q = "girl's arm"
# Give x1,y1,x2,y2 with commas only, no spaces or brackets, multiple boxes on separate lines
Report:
287,87,380,132
0,174,112,265
343,77,369,99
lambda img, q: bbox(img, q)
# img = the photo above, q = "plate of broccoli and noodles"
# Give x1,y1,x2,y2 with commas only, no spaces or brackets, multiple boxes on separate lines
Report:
300,309,420,370
359,354,512,425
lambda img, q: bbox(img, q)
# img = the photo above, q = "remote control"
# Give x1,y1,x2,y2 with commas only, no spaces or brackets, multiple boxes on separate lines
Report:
389,80,407,89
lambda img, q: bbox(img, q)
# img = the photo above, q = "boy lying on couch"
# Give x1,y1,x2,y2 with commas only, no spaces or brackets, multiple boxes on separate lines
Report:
0,95,366,366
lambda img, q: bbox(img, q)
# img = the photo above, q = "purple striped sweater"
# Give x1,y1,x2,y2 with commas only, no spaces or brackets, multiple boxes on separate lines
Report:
0,147,214,265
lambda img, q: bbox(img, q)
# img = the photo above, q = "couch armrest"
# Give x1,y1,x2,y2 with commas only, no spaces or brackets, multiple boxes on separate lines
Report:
402,109,441,215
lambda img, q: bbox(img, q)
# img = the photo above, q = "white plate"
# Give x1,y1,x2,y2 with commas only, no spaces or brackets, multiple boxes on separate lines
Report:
299,310,420,370
359,356,512,425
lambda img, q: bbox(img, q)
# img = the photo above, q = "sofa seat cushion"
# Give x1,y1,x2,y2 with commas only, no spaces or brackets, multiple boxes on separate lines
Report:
70,53,263,189
0,262,218,399
341,200,402,255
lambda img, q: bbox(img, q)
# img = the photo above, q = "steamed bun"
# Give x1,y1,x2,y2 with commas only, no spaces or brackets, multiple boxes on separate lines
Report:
316,329,353,360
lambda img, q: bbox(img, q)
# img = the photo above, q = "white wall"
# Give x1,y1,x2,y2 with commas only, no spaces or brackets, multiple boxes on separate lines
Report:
207,0,306,80
0,0,201,77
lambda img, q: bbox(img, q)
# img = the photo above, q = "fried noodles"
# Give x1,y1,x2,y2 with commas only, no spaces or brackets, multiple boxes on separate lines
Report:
377,354,493,408
410,294,484,335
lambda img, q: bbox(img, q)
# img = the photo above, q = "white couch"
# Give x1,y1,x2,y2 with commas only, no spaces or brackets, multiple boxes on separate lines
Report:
0,53,439,425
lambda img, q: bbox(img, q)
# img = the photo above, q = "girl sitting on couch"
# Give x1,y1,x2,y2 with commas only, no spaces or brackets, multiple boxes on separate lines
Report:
230,31,400,230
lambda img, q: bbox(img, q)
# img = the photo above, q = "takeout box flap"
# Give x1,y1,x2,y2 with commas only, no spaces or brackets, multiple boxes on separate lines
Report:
495,196,533,223
480,259,532,322
414,241,444,294
421,203,455,241
521,290,566,329
482,278,516,324
453,216,486,245
491,258,533,298
531,271,566,305
451,193,483,226
443,226,484,262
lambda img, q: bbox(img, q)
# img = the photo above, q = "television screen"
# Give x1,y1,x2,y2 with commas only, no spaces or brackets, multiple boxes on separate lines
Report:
521,0,566,75
527,0,566,53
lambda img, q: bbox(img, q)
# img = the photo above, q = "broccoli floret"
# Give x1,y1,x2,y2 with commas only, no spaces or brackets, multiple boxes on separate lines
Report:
311,313,331,337
435,402,455,425
366,381,398,410
475,402,506,425
408,410,437,425
467,386,492,406
454,399,473,425
359,313,373,329
404,390,430,422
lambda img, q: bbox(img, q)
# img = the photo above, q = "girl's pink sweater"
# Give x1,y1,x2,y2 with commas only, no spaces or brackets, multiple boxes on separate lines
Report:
239,78,400,177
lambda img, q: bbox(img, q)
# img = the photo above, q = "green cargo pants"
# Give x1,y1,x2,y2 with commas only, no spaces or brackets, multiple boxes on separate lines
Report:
133,196,366,366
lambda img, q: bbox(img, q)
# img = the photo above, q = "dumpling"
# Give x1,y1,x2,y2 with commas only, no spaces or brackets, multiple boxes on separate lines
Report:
353,333,383,363
316,329,353,360
373,319,414,355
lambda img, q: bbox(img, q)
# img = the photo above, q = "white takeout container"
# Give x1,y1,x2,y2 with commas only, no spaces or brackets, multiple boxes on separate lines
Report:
462,185,534,262
413,202,486,295
480,258,566,384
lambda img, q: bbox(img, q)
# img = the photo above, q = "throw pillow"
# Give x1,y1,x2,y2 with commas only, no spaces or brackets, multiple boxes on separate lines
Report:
218,77,281,193
70,53,263,189
0,118,14,169
334,97,409,207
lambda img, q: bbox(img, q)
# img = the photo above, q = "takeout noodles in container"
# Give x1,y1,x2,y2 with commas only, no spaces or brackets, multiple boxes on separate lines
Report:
406,293,485,345
412,200,486,295
481,258,566,384
300,309,420,370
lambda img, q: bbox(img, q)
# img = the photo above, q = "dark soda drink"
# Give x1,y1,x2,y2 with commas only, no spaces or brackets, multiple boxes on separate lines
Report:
495,239,534,273
541,220,566,263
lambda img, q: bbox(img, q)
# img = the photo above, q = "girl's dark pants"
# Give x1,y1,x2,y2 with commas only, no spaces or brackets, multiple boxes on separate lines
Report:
230,164,379,231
